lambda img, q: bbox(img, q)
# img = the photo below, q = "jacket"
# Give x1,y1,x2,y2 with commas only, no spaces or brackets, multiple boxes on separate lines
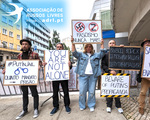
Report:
72,49,107,77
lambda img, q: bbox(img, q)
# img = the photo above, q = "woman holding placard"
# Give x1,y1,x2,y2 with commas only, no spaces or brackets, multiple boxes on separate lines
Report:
71,36,106,112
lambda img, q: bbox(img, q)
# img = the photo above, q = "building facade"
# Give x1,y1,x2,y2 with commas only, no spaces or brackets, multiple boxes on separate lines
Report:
0,0,51,64
19,1,50,59
0,0,22,65
90,0,128,51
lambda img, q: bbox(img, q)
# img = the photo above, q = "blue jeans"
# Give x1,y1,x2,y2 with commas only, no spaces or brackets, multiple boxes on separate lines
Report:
79,75,98,109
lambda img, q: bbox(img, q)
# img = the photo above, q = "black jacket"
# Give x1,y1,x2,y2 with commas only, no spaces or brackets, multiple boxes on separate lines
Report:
101,52,110,73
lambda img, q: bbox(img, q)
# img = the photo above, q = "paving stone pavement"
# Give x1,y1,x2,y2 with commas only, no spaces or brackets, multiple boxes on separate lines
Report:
0,88,150,120
121,87,150,120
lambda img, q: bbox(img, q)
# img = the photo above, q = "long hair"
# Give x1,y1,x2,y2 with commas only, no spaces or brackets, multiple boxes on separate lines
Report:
83,44,94,55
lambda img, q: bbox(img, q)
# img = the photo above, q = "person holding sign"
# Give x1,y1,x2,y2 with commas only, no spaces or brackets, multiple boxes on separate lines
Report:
71,36,106,112
138,38,150,115
49,43,72,116
101,40,123,114
3,39,41,119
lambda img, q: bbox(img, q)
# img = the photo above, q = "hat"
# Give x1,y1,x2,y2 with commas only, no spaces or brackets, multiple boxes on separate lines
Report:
20,39,32,46
141,39,150,47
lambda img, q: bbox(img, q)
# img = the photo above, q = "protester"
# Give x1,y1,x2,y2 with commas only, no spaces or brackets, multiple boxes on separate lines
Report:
2,39,41,119
71,36,106,112
50,42,72,116
101,40,123,114
138,38,150,115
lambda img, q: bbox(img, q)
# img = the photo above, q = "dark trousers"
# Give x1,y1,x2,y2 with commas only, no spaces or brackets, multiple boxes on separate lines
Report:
52,80,70,108
21,86,39,111
106,98,121,108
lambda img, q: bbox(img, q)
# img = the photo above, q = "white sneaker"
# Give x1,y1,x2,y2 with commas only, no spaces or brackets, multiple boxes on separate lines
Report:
80,108,84,111
33,109,39,118
117,108,123,114
90,107,94,112
106,107,111,113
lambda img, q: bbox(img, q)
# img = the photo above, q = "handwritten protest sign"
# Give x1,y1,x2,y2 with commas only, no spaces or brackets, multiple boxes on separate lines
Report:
68,67,76,89
44,50,70,81
141,46,150,78
3,60,39,86
100,73,130,97
72,20,102,44
109,46,141,70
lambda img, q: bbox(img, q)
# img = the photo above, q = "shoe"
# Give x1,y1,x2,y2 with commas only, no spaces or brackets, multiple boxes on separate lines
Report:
50,107,59,116
33,109,39,118
16,110,28,120
139,108,144,115
117,108,123,114
106,107,111,113
90,107,94,112
80,108,85,111
65,106,71,114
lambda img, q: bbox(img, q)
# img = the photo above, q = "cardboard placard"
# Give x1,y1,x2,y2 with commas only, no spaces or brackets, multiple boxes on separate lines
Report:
141,46,150,78
44,50,70,81
72,20,102,44
109,46,141,70
100,73,130,97
3,60,39,86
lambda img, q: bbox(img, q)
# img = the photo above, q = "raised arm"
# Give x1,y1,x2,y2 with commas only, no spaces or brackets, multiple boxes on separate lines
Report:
101,38,104,49
71,36,76,52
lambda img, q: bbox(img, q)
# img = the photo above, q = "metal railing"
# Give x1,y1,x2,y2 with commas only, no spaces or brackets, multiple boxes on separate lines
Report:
0,67,82,96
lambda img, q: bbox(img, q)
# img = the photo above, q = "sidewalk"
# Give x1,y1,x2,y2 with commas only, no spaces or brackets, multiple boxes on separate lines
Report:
0,89,149,120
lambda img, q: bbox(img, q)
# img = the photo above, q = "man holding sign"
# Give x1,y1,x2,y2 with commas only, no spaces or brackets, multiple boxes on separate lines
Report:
3,39,41,119
48,43,72,115
101,40,123,114
138,39,150,115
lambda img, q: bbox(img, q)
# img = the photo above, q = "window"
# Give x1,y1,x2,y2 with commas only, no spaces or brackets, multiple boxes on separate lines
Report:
1,3,6,11
6,56,9,59
8,8,12,12
17,35,20,40
2,16,7,24
9,20,13,26
16,24,20,30
101,10,112,30
2,41,7,48
9,31,13,37
9,43,13,49
17,45,21,50
0,56,3,61
2,28,7,35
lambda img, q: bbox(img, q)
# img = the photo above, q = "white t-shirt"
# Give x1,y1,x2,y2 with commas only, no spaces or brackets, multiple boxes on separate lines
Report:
85,53,93,74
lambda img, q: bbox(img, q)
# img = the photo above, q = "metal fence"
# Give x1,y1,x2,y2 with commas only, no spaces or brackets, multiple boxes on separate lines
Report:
0,67,81,96
0,66,139,96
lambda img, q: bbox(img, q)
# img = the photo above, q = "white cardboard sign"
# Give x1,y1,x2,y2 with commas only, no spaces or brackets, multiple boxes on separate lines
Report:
3,60,39,85
142,46,150,78
72,20,102,44
101,74,130,97
45,50,69,81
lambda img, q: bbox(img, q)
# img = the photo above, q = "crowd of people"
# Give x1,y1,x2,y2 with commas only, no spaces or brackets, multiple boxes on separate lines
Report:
2,37,150,119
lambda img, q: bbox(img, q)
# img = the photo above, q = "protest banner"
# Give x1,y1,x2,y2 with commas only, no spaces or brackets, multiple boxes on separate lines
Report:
72,20,102,44
44,50,70,81
141,46,150,78
3,60,39,86
100,73,130,97
68,67,76,89
109,46,141,70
